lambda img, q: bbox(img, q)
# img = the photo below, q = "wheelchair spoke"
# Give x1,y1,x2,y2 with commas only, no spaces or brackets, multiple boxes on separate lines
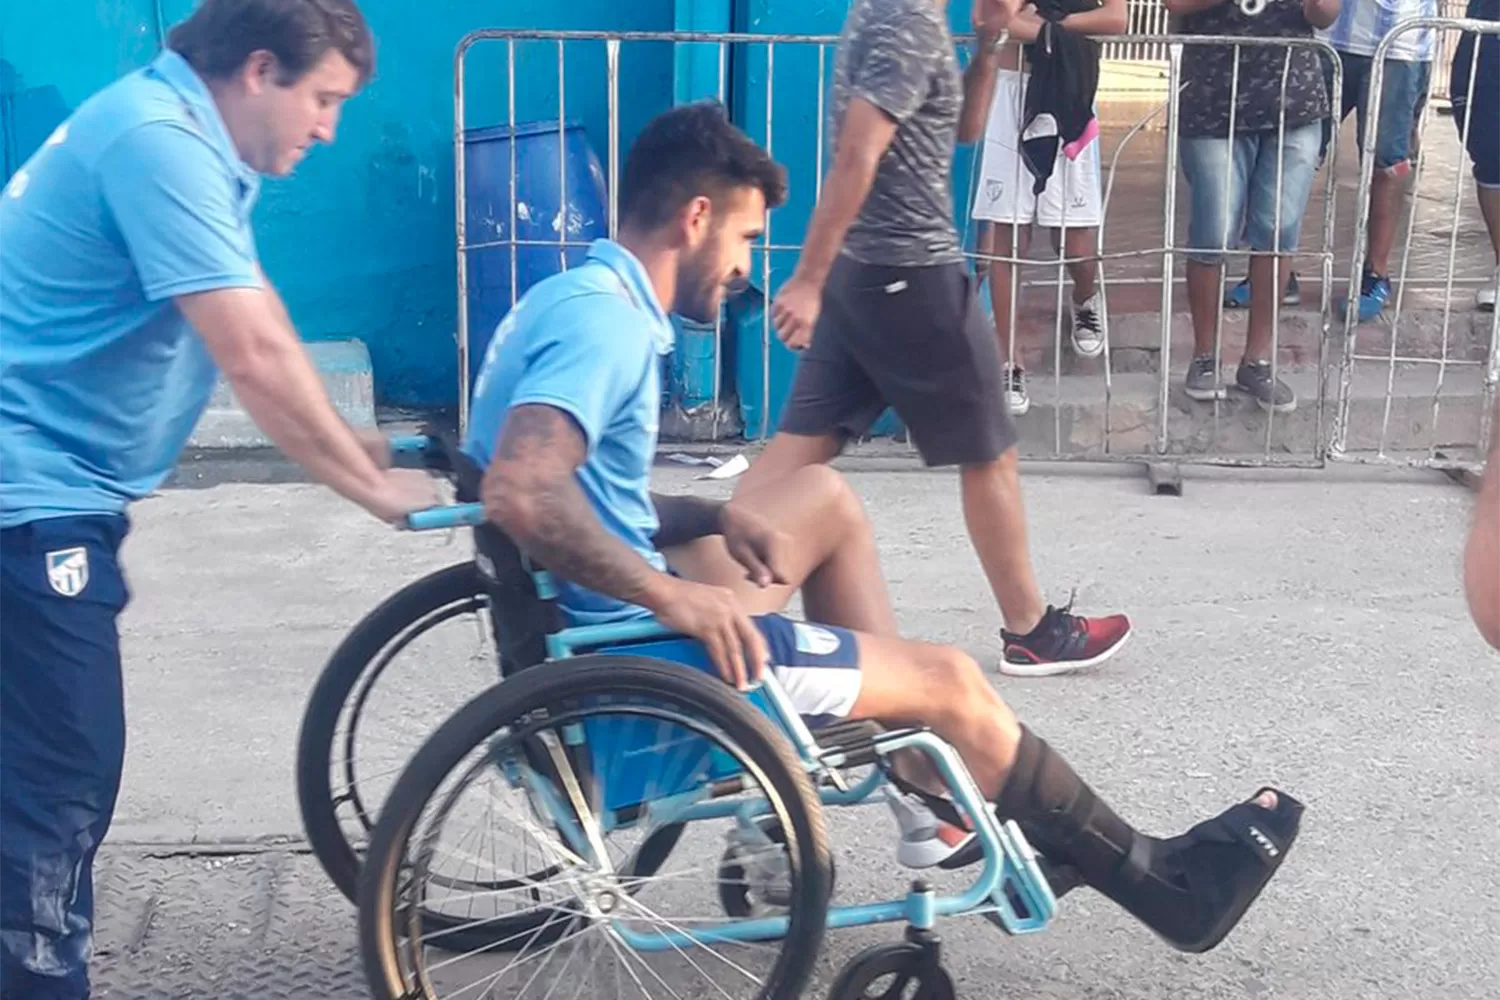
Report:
596,922,688,1000
525,915,592,1000
418,895,584,952
614,892,774,984
423,900,590,979
618,842,789,891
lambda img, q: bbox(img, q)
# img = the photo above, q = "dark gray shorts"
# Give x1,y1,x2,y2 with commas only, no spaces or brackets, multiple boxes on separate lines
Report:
778,256,1018,467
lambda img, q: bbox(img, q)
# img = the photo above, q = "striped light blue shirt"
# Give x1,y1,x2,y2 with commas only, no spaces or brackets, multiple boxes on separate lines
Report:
1319,0,1438,61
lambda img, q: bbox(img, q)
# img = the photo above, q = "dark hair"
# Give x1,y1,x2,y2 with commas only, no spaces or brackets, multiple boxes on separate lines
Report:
619,101,788,232
168,0,375,87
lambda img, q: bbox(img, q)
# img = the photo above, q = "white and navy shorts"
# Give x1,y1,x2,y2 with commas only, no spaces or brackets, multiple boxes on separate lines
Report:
752,613,862,728
971,68,1103,229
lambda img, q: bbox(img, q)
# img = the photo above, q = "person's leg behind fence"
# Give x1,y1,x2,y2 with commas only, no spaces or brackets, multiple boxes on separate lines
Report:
1180,131,1252,401
1237,121,1323,413
1038,133,1107,360
972,67,1041,414
1342,53,1431,322
1449,5,1500,310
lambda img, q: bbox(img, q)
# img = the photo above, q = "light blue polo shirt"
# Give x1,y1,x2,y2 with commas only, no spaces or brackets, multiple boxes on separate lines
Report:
0,50,262,528
462,239,675,625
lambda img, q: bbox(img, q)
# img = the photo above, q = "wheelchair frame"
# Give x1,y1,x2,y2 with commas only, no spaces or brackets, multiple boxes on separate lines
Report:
383,433,1059,974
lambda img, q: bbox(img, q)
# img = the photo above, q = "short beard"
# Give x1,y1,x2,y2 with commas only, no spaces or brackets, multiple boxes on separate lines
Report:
674,243,721,324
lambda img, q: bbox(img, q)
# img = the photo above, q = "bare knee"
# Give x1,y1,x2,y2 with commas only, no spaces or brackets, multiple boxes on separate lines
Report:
736,432,842,499
787,464,870,533
920,646,1018,741
960,449,1020,486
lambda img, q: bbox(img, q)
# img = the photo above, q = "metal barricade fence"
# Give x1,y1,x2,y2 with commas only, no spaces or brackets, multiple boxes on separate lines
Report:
1103,0,1171,66
963,33,1343,469
450,26,1491,474
452,29,843,438
1329,16,1500,474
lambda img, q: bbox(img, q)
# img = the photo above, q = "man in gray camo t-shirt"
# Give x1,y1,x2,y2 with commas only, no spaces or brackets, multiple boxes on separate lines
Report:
829,0,966,267
735,0,1136,729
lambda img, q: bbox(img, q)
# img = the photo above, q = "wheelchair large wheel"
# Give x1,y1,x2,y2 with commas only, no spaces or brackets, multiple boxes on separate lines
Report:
296,561,495,903
359,655,833,1000
298,562,688,952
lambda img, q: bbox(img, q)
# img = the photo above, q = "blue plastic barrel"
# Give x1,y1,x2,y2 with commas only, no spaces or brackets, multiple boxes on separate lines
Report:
462,119,609,390
668,314,719,409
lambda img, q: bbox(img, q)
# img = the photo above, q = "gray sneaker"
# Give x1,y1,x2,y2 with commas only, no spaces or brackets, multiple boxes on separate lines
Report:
1184,355,1226,400
1235,359,1296,413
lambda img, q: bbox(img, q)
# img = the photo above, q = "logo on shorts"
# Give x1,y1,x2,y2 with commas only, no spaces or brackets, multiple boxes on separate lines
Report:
984,179,1005,204
45,547,89,597
792,623,841,657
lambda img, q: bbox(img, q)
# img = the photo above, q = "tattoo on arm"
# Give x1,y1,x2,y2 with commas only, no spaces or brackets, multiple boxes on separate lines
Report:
484,405,665,607
651,493,724,548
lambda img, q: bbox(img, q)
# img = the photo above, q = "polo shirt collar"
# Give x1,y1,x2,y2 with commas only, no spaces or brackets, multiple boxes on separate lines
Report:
585,239,676,355
147,50,259,191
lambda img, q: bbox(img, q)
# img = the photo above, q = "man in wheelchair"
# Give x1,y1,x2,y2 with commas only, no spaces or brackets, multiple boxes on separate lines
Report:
459,100,1305,955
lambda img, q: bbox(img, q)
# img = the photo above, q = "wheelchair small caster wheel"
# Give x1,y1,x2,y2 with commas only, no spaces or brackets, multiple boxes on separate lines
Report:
718,816,836,917
827,940,956,1000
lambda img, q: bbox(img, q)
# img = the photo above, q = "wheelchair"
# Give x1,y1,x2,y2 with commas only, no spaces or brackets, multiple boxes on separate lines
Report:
297,432,1061,1000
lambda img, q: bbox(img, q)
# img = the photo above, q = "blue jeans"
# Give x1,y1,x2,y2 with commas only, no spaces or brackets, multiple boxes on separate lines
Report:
1320,50,1432,170
0,515,130,1000
1180,122,1323,265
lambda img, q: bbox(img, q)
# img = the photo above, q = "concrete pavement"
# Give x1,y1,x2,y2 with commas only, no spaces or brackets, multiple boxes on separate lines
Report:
93,454,1498,998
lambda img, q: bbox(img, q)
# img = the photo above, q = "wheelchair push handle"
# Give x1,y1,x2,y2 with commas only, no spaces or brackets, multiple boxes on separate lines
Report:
381,435,485,530
403,501,486,532
388,434,432,455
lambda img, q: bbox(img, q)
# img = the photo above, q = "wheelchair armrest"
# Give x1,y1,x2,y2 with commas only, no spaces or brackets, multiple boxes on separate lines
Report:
549,617,683,656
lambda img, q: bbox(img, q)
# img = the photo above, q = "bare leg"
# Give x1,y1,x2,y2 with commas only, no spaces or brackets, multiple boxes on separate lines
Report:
1478,184,1500,264
986,223,1027,365
842,629,1296,955
1244,253,1291,362
1059,227,1099,304
668,465,896,634
1186,259,1223,358
1465,400,1500,649
958,451,1047,635
732,430,842,502
1366,168,1402,277
844,633,1020,797
700,459,944,793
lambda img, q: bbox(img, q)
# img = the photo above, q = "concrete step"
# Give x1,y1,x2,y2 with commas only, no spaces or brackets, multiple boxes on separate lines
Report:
998,364,1489,460
187,339,377,449
999,305,1497,375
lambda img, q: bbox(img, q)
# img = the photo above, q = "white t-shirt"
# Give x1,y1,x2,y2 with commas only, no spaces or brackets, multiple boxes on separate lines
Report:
1319,0,1437,61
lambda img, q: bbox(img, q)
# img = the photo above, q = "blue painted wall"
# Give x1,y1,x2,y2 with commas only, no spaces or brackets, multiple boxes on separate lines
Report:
1,1,983,420
1,0,677,408
730,0,984,436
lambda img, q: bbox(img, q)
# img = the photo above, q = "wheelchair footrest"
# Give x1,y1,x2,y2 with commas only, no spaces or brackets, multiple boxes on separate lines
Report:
811,719,886,769
985,819,1060,935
